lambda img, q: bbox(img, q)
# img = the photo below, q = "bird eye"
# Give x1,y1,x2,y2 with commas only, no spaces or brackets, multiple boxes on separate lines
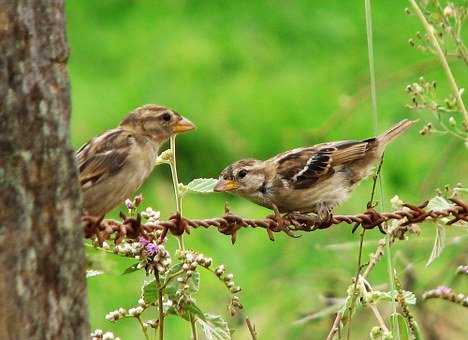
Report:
238,169,248,179
161,112,171,122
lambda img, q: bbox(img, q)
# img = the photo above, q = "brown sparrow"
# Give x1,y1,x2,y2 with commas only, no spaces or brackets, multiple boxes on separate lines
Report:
76,104,195,217
214,120,415,222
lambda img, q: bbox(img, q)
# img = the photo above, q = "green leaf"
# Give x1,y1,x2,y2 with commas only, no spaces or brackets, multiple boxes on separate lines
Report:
370,290,416,305
196,313,231,340
412,321,424,340
185,301,206,321
426,223,446,267
122,262,140,275
86,269,104,278
185,178,218,193
167,301,205,322
390,313,424,340
142,279,159,304
390,313,410,340
165,269,200,297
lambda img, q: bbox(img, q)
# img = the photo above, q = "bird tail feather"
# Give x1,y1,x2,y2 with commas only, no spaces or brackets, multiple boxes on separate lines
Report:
377,119,416,145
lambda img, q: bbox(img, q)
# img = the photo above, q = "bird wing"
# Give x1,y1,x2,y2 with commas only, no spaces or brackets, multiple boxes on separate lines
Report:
274,139,375,189
76,129,134,189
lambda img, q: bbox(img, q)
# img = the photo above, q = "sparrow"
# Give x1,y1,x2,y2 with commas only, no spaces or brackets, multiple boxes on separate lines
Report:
214,119,415,223
76,104,195,217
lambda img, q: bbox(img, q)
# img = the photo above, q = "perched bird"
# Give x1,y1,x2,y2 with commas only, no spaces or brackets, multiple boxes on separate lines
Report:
214,120,415,223
76,104,195,217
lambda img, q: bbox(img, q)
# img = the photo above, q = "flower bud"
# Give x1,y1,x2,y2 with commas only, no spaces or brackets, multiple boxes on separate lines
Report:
443,5,454,17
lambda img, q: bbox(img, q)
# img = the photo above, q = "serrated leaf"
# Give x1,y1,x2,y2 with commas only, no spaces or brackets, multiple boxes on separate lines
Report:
426,223,446,267
185,178,218,193
197,314,231,340
122,262,140,275
142,279,159,304
86,269,104,278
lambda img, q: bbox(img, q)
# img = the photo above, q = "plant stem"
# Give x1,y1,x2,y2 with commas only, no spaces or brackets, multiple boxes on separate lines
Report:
346,230,365,340
365,0,378,133
409,0,468,130
155,271,165,340
168,136,198,340
434,1,468,66
136,316,151,340
169,136,185,250
189,313,198,340
369,304,390,334
246,318,258,340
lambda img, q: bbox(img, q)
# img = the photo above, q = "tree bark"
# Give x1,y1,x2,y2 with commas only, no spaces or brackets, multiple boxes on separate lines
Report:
0,1,89,339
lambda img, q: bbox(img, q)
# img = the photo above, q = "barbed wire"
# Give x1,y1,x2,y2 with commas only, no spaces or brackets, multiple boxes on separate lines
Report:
83,198,467,245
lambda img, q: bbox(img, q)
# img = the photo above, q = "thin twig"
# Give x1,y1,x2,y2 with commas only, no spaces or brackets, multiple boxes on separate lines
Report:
155,271,165,340
189,313,198,340
246,317,258,340
136,316,151,340
369,304,390,334
409,0,468,130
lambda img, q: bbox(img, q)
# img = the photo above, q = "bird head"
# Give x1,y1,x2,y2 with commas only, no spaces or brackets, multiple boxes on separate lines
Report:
120,104,195,143
214,159,267,198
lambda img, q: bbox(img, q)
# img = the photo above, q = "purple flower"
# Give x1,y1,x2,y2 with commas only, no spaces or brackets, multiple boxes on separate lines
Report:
138,236,149,246
146,243,158,256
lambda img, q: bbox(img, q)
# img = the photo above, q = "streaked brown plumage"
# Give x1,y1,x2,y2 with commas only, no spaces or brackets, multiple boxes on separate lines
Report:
214,120,415,220
76,104,195,217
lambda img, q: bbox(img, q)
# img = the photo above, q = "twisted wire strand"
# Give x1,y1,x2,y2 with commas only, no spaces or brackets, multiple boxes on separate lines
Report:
84,198,467,245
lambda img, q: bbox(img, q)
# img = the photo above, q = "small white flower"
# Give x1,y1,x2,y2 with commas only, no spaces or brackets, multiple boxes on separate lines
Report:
138,298,146,306
215,265,225,276
128,308,138,316
125,198,134,210
102,331,115,340
135,306,144,314
91,329,103,337
443,5,454,17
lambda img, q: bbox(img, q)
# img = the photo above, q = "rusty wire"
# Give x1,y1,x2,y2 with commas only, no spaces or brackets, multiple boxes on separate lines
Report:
83,198,467,245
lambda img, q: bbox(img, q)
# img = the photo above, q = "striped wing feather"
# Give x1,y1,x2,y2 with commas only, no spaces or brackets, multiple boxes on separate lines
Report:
76,129,133,188
275,139,374,189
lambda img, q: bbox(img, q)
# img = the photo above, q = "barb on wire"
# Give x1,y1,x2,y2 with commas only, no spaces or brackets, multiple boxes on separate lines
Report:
83,198,467,246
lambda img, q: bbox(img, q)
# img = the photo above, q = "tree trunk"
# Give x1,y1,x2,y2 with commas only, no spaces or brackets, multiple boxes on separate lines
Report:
0,1,89,339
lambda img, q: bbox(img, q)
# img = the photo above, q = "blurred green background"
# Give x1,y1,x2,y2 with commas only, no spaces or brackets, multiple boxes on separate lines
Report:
67,1,467,339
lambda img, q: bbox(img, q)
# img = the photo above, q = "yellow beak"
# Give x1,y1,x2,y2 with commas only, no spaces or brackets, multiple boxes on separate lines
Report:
172,117,196,133
214,179,239,192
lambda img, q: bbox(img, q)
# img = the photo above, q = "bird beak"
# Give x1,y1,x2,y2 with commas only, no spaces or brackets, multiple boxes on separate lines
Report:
214,179,239,192
172,117,196,133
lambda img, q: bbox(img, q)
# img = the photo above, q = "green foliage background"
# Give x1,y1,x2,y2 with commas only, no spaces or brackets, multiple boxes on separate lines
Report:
67,1,467,339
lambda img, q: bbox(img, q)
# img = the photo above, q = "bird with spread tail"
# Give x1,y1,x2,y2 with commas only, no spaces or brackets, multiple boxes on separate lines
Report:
76,104,195,217
214,119,415,224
